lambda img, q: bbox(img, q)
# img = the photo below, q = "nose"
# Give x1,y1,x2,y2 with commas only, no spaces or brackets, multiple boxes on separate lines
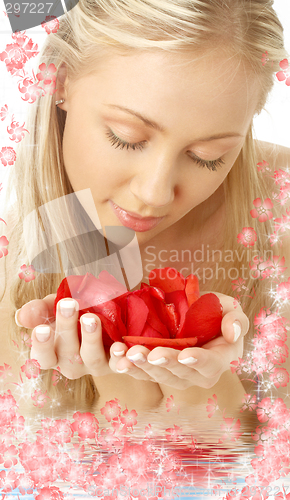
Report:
129,156,176,208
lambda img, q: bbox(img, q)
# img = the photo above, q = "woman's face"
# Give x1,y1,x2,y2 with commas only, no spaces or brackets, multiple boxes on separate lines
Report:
59,49,261,247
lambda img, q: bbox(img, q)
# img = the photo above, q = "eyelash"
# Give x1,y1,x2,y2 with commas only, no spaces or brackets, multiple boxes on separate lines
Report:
105,128,225,171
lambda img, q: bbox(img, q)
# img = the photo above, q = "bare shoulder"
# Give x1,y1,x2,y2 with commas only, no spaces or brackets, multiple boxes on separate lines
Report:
255,139,290,168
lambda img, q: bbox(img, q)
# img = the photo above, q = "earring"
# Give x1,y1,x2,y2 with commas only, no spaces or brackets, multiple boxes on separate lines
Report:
55,98,65,106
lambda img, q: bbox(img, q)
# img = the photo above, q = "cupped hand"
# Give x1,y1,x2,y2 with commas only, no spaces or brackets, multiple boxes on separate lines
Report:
15,295,112,379
109,292,249,390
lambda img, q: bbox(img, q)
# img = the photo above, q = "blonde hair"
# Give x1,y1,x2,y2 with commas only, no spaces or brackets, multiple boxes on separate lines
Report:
2,0,288,405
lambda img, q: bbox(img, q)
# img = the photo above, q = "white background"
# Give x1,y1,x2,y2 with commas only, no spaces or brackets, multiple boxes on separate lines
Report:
0,0,289,212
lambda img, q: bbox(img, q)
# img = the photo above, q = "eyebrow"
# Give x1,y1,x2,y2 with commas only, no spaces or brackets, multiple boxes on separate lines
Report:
104,104,244,141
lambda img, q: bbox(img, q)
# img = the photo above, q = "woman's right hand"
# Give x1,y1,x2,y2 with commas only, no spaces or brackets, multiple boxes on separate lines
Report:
15,295,112,379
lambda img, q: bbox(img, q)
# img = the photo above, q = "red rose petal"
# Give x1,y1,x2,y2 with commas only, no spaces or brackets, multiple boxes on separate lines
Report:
136,288,170,338
185,274,200,306
177,293,223,344
122,336,198,350
163,290,188,334
148,267,185,293
127,294,149,336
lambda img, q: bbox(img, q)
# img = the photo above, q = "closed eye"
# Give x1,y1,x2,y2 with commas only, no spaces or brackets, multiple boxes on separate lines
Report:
105,128,146,151
106,127,225,171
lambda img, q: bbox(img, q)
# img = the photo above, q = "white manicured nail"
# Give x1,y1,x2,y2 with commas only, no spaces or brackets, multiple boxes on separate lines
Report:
58,299,79,318
148,357,167,366
81,316,97,333
128,352,146,363
15,308,23,327
35,325,50,342
113,350,125,356
233,321,242,342
178,357,198,365
116,368,129,373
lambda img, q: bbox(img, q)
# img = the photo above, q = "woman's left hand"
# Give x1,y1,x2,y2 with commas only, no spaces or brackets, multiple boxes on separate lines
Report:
109,292,249,390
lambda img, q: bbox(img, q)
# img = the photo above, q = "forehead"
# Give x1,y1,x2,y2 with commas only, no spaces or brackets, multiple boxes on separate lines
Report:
70,49,261,134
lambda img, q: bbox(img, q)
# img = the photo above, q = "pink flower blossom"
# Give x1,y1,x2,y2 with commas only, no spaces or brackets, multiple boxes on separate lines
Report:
120,408,138,428
230,357,250,376
100,398,121,421
0,235,9,257
274,209,290,234
0,469,19,493
0,363,13,379
0,390,18,426
35,486,64,500
250,198,273,222
257,160,271,173
31,390,50,408
48,419,73,445
206,394,219,418
261,51,269,66
165,424,182,441
0,444,18,468
266,340,288,364
269,367,289,388
259,317,288,343
249,256,271,279
273,168,290,186
21,359,41,379
7,117,29,143
0,31,38,76
277,183,290,205
231,277,248,293
20,330,32,348
18,263,35,282
256,398,273,423
51,368,62,386
71,412,99,440
276,277,290,302
240,394,257,412
219,417,243,442
0,104,8,121
36,62,57,85
166,395,179,412
18,473,34,495
18,76,44,103
237,227,257,247
276,58,290,86
41,16,59,34
36,63,57,95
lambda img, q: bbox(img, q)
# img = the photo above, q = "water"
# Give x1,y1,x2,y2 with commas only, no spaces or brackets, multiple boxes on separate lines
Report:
2,396,290,499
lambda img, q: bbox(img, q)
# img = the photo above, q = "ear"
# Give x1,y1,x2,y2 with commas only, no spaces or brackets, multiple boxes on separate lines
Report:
55,63,69,111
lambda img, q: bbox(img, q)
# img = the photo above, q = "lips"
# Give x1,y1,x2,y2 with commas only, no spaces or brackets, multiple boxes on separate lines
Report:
110,201,165,232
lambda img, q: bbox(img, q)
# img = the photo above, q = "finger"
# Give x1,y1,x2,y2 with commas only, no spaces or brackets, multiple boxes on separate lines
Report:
15,294,57,330
80,314,112,376
109,342,128,372
177,340,242,379
123,347,185,386
109,348,152,380
30,324,58,370
221,311,249,344
54,298,80,361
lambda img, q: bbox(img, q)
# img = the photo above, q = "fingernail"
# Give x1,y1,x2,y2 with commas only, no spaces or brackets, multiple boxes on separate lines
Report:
127,352,146,364
113,350,125,356
233,321,242,342
15,308,23,327
116,368,129,373
35,326,50,342
178,357,198,365
81,316,97,333
58,299,79,318
148,357,167,366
